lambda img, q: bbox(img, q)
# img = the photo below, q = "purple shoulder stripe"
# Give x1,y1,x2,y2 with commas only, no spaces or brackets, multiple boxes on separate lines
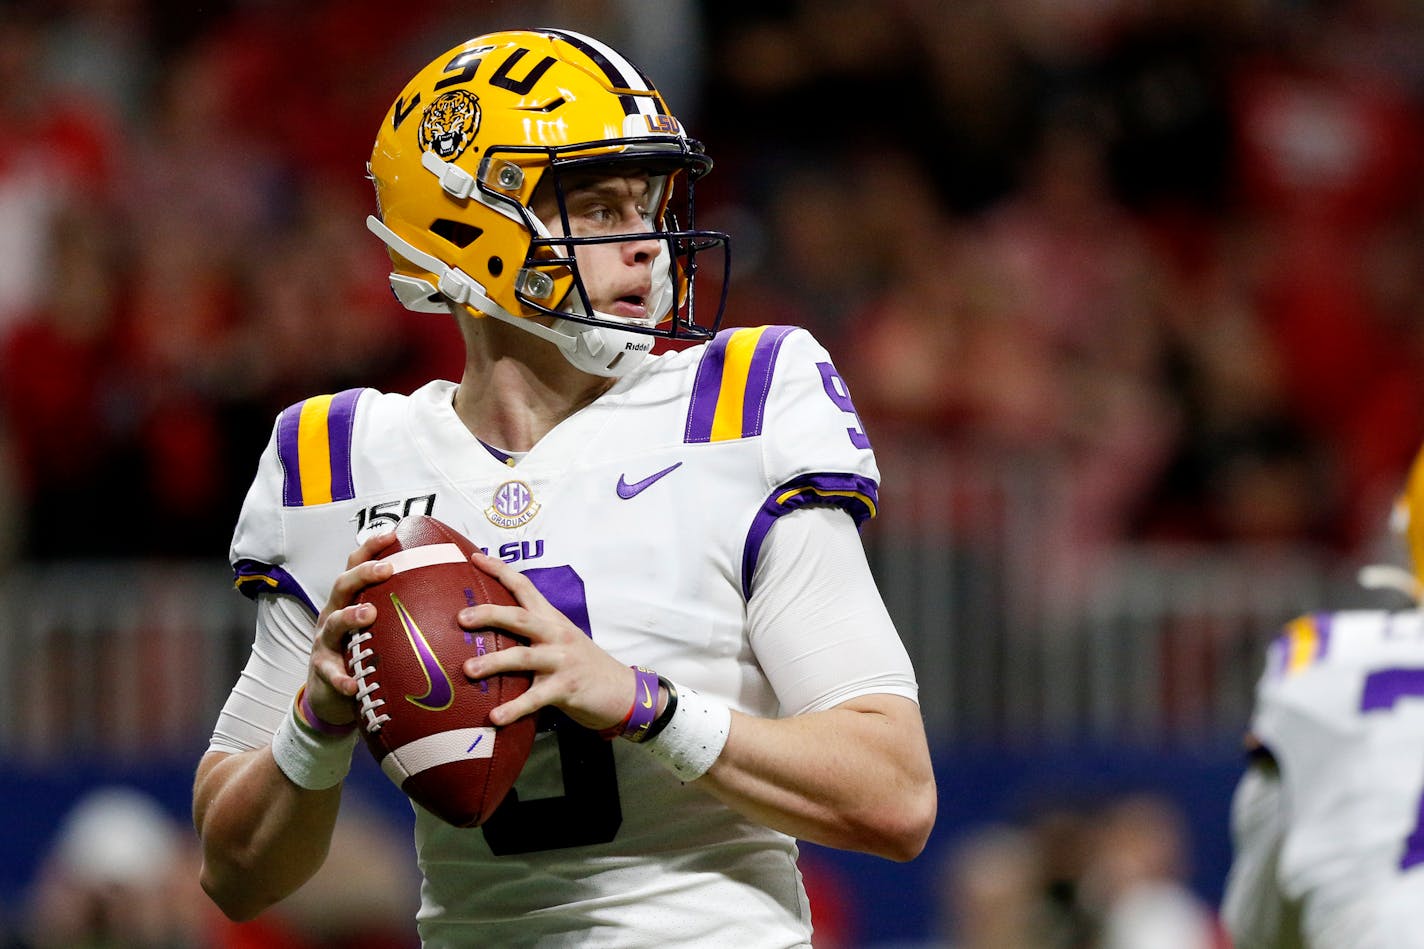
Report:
327,388,362,502
685,329,732,444
232,559,317,615
684,326,797,444
275,388,367,507
276,400,305,507
740,472,880,599
1267,611,1334,679
739,325,796,438
1266,633,1286,678
1311,610,1333,659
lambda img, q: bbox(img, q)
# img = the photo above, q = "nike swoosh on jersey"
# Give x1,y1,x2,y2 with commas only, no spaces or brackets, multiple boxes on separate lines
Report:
616,462,683,499
392,594,455,711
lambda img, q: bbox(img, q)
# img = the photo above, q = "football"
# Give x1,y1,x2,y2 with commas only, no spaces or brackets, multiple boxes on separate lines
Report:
346,515,535,827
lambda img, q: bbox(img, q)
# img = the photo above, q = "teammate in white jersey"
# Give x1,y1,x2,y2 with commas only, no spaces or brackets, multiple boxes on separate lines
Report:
1222,448,1424,949
192,28,937,948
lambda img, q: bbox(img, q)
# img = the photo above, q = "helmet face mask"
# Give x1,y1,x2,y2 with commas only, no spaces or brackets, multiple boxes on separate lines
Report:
520,147,722,331
367,29,730,375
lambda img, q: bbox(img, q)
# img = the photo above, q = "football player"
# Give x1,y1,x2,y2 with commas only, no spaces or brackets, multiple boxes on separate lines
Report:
1221,447,1424,948
192,28,937,948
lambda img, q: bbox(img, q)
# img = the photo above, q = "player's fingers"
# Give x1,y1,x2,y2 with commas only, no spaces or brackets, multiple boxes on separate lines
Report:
346,529,398,570
311,602,375,697
487,676,626,732
458,603,543,640
470,550,548,609
467,642,634,730
311,655,359,700
317,602,375,649
489,692,550,728
317,559,394,626
484,670,593,727
462,642,556,680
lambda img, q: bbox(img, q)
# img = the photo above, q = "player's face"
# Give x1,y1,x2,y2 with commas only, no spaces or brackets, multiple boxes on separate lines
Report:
532,172,663,321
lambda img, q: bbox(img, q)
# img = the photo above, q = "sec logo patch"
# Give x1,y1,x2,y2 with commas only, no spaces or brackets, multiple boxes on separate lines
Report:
485,479,540,529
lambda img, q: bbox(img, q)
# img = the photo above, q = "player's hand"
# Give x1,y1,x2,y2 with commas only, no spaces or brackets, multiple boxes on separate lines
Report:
307,530,398,726
459,550,637,732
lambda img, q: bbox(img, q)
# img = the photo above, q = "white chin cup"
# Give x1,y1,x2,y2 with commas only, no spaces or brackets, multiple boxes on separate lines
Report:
553,319,654,377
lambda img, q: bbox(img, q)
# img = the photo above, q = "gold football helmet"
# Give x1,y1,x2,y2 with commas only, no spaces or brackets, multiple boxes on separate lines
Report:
1360,445,1424,602
366,29,729,376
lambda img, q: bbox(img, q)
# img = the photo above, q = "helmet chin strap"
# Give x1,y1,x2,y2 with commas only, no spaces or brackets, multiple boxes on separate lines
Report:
366,215,653,378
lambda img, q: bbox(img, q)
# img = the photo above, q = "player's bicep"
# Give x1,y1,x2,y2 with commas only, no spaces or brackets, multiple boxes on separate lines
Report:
747,505,916,716
208,595,316,754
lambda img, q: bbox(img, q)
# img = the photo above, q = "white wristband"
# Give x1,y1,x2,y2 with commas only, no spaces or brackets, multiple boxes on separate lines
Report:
643,684,731,782
271,701,359,791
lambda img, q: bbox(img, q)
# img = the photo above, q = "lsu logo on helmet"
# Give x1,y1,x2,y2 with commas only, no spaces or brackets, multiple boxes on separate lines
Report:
419,90,481,161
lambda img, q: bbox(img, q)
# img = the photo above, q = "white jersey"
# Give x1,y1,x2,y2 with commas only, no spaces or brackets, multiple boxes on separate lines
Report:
210,325,918,948
1223,610,1424,949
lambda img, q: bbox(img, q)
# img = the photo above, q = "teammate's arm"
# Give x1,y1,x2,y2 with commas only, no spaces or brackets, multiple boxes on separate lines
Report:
193,533,394,920
1221,746,1304,949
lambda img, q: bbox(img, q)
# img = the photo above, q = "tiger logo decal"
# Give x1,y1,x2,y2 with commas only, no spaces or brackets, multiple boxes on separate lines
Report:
418,90,481,161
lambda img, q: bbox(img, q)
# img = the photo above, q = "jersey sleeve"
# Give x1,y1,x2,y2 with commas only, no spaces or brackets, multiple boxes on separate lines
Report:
229,388,369,614
747,504,917,715
685,326,879,598
207,595,322,753
757,326,878,519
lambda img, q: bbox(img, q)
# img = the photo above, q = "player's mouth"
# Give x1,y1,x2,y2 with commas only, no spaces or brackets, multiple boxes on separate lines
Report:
605,291,650,320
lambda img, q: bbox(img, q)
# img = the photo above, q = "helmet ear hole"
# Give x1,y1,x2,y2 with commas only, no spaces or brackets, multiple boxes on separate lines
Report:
488,257,503,277
430,219,482,249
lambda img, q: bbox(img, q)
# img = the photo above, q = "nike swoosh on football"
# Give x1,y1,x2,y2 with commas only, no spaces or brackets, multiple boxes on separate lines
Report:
392,593,454,711
616,462,683,499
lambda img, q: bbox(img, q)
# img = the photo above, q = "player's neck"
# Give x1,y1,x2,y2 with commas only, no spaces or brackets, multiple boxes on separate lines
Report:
453,318,614,451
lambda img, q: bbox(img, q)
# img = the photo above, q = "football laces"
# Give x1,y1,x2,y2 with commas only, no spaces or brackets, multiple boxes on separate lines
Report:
347,631,392,732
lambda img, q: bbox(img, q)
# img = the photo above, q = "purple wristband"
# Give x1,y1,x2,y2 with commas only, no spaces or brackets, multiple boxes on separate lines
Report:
298,686,358,737
622,666,660,741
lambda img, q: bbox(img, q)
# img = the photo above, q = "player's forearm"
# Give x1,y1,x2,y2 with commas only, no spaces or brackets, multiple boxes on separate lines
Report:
696,695,936,861
193,749,343,921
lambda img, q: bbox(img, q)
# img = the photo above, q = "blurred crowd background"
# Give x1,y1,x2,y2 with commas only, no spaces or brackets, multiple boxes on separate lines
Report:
3,0,1424,946
6,0,1424,565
